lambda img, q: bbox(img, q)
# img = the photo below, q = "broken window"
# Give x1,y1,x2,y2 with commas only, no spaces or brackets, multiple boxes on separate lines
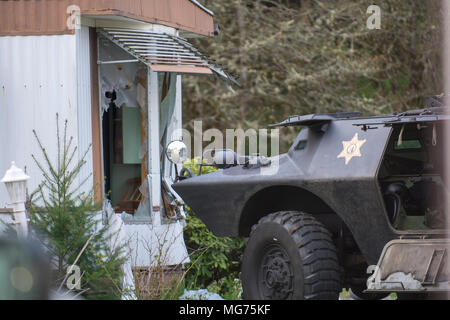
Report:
99,36,149,217
97,35,181,221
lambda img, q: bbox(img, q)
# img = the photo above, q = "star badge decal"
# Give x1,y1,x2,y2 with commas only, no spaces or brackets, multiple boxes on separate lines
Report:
337,133,367,165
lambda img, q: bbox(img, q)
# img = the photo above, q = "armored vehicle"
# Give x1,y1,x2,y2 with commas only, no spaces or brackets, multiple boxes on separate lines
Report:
171,96,450,300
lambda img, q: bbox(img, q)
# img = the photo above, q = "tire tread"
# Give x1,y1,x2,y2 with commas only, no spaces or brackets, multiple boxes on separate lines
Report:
244,211,342,300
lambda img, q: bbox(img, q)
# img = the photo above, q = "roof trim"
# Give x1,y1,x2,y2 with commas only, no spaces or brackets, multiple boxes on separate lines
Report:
189,0,214,16
0,0,215,37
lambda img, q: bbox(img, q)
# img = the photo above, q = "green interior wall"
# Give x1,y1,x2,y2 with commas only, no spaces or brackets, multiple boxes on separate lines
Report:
107,106,142,208
122,106,142,164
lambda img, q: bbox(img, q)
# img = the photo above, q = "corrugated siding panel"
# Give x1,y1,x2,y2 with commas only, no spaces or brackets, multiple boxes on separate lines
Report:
140,0,156,21
76,26,94,195
0,0,73,36
0,35,79,207
116,0,142,16
172,0,196,30
0,0,214,37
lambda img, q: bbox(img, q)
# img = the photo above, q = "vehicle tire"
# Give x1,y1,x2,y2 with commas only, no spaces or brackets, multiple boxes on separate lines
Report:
241,211,342,300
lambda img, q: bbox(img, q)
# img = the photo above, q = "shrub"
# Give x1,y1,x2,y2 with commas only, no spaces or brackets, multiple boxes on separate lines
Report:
182,158,245,299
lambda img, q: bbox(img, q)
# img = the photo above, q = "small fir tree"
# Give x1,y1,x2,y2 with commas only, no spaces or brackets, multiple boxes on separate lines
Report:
29,114,126,300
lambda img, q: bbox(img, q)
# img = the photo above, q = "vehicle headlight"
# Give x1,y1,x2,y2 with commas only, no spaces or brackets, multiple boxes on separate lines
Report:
165,141,188,164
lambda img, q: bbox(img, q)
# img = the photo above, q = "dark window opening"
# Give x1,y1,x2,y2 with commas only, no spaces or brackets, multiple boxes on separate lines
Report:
102,104,144,214
378,122,446,231
393,139,422,150
296,140,308,150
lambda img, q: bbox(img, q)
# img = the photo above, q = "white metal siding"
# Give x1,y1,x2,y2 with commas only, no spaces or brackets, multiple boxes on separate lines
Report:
0,34,79,207
76,26,94,195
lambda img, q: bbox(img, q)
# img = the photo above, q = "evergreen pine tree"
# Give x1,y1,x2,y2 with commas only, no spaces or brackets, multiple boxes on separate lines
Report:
30,114,126,300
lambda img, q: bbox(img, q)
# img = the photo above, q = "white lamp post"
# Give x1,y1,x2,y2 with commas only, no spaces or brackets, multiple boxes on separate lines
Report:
1,161,30,238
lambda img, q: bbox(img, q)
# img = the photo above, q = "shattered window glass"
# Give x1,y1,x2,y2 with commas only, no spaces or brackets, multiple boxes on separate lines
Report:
98,36,150,221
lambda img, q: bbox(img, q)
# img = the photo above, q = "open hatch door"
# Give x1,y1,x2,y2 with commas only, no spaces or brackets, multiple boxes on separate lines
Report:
367,239,450,293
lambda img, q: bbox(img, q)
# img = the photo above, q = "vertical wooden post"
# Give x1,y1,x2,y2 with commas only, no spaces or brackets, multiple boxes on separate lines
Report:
89,27,103,203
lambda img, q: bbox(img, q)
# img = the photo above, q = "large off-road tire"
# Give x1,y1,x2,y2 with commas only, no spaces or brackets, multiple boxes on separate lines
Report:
241,211,342,300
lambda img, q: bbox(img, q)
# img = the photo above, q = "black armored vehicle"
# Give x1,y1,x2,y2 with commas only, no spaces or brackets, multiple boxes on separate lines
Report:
171,96,450,300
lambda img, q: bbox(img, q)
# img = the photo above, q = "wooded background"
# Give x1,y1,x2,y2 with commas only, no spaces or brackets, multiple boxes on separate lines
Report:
183,0,443,151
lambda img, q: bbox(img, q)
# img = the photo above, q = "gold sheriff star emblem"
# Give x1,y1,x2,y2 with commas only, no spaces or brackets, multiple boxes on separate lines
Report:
337,133,367,165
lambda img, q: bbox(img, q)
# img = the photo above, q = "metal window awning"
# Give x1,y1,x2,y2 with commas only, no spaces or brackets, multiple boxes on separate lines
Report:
98,28,238,86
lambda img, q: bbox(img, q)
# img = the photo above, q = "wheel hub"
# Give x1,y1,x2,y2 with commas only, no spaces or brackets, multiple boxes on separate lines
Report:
260,245,293,299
